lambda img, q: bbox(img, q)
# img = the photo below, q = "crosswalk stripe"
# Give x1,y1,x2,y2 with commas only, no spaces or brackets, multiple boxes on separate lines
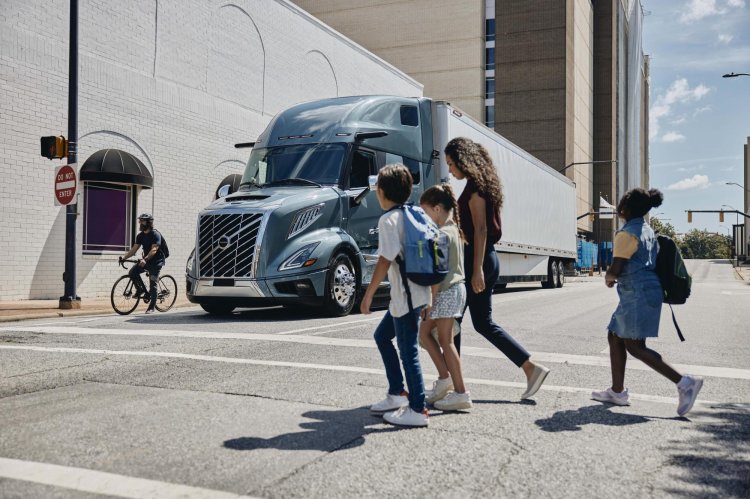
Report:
0,456,258,499
0,345,718,406
2,325,749,381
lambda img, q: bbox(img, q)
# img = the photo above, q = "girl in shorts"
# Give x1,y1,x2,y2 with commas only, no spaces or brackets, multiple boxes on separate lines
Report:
418,184,472,411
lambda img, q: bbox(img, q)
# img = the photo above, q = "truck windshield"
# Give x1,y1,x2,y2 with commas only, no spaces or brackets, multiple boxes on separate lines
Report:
240,143,346,188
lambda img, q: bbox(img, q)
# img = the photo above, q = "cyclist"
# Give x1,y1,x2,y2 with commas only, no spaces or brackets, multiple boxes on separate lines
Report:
120,213,166,314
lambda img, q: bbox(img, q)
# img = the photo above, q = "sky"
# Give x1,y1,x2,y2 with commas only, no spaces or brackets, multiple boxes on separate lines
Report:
643,0,750,237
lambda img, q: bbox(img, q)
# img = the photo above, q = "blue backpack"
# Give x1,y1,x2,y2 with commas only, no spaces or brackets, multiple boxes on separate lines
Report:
393,204,450,311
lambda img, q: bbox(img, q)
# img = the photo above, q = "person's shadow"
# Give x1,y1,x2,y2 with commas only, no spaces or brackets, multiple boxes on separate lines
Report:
534,403,671,432
224,406,404,452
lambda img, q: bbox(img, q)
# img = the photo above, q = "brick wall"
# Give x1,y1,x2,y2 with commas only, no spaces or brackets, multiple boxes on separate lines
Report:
0,0,422,300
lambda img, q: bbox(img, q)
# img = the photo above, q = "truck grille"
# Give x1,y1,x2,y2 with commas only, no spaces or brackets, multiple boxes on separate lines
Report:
198,213,263,278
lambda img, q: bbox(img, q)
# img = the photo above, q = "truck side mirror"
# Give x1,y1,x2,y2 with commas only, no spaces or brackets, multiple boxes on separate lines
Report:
217,184,231,198
351,187,370,207
368,175,378,190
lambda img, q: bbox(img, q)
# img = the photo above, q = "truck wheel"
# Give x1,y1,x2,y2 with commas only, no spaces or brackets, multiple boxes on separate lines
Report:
200,303,235,315
541,259,556,289
323,252,357,317
556,261,565,288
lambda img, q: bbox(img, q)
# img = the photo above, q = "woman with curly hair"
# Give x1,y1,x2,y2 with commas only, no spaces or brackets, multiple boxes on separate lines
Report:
444,137,549,400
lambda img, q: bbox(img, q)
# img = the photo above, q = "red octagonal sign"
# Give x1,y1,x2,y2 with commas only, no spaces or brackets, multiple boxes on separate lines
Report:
54,164,78,206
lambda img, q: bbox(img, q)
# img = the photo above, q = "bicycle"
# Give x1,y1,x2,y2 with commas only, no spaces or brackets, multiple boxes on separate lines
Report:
111,259,178,315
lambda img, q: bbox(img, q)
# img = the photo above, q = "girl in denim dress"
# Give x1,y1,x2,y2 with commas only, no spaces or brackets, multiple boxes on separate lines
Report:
592,188,703,417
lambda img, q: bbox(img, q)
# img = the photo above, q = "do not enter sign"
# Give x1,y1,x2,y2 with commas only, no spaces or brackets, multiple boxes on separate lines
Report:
54,164,78,206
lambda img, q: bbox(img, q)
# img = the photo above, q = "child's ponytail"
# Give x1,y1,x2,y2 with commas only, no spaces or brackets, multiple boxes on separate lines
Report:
420,184,466,243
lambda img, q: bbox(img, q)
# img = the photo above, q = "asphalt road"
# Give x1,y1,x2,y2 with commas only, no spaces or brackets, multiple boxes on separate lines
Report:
0,260,748,498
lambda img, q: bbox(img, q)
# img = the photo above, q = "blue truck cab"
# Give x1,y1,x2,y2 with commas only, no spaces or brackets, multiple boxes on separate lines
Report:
186,96,439,316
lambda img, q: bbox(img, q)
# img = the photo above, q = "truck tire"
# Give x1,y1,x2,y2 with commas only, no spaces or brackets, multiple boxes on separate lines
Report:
200,303,235,315
323,252,357,317
556,261,565,288
541,259,557,289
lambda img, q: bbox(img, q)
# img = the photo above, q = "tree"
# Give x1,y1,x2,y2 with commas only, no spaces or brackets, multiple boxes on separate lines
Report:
678,229,732,259
650,218,677,238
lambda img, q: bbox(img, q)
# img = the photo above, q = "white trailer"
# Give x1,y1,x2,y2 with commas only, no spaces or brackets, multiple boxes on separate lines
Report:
433,101,578,288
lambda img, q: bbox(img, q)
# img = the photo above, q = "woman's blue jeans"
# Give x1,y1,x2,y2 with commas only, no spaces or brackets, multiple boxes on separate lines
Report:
373,307,426,412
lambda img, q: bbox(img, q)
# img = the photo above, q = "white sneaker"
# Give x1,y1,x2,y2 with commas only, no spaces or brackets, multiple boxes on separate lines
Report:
383,406,429,427
521,364,550,399
370,392,408,414
425,378,453,404
677,375,704,417
434,391,473,411
591,387,630,406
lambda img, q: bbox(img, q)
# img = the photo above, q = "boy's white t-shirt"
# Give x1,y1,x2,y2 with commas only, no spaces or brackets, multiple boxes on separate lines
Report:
377,209,431,318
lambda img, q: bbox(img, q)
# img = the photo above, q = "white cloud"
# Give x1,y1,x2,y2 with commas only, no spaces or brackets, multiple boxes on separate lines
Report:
670,116,687,125
649,79,711,139
718,34,734,44
667,174,711,190
694,106,712,116
680,0,745,23
662,132,686,142
677,165,705,172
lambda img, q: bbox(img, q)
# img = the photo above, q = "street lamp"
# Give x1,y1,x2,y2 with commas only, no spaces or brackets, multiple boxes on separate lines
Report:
722,72,750,78
722,204,740,226
726,181,750,193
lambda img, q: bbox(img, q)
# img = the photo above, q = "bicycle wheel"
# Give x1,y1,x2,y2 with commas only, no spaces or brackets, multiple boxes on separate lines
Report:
155,274,178,312
111,275,140,315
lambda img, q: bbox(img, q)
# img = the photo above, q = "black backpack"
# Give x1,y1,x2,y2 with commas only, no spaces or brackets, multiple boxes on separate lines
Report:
154,230,170,259
655,234,691,341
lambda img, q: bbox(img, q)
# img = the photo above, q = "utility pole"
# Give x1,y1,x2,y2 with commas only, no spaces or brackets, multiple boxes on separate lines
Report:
60,0,80,309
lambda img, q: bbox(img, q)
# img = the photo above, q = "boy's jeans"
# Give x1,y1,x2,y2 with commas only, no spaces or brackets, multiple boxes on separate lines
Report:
373,307,425,412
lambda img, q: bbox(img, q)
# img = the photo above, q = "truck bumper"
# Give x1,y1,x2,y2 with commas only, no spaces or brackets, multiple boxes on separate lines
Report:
185,268,328,307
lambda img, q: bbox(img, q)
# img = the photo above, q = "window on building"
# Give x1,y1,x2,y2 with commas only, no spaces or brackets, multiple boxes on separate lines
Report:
485,106,495,128
485,19,495,42
83,182,134,253
485,77,495,99
485,47,495,71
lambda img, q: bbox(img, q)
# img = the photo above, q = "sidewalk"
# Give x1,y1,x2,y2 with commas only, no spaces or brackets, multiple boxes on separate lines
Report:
0,296,193,323
734,261,750,282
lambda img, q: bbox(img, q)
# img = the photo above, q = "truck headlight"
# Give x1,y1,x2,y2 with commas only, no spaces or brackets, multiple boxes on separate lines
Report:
279,242,320,271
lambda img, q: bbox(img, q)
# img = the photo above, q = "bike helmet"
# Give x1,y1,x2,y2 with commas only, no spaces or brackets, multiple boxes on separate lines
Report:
137,213,154,221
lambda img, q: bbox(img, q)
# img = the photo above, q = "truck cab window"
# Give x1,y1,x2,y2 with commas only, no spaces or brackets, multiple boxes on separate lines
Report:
384,153,420,184
350,150,375,188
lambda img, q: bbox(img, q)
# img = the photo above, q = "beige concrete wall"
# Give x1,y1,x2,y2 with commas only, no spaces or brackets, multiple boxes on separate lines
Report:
571,0,594,232
293,0,484,120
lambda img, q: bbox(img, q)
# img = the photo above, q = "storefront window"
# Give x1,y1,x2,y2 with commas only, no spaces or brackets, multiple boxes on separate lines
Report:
83,182,133,253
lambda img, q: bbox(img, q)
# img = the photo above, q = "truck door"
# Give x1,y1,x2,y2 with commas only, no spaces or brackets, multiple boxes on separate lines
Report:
344,147,381,249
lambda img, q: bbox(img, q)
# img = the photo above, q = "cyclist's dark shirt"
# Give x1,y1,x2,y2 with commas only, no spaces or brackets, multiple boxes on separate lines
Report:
136,230,165,267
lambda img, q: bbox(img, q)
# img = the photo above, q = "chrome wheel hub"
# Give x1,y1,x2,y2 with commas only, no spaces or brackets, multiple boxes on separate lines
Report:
332,264,356,306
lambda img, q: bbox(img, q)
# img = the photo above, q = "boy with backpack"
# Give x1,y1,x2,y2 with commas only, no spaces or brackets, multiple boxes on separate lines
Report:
360,164,432,427
592,188,702,417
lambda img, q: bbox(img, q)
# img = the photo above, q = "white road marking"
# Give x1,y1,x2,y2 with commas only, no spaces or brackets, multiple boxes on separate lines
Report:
0,345,717,406
0,456,257,499
273,317,381,334
3,325,748,381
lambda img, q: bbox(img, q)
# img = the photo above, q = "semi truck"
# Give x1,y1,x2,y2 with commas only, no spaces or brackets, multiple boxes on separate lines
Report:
185,96,577,316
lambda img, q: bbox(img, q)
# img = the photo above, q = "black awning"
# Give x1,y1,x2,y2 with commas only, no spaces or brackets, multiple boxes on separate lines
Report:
80,149,153,188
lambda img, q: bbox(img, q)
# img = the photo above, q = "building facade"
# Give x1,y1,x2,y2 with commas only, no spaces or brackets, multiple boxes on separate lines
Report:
294,0,650,239
0,0,422,301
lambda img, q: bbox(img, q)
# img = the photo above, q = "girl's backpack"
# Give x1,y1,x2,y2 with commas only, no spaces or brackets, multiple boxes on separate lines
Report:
655,234,691,341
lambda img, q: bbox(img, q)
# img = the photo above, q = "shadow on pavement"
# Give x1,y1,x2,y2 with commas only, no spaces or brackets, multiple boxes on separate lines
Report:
472,399,537,406
662,403,750,498
223,406,405,452
534,403,659,432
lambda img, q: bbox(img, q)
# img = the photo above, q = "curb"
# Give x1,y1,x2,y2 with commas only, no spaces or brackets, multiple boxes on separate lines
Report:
0,302,196,323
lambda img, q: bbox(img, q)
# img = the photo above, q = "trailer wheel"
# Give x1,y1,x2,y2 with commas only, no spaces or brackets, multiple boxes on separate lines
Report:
323,252,357,317
556,261,565,288
541,259,553,288
200,303,235,315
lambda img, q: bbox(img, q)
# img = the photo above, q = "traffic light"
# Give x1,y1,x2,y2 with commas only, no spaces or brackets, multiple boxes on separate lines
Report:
719,211,724,223
40,136,67,160
687,211,692,223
